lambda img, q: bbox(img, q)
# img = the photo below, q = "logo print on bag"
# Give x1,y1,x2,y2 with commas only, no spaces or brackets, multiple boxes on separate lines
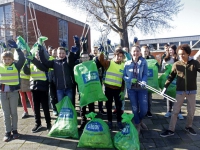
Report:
121,124,130,135
7,67,13,70
86,121,103,132
82,71,99,84
147,69,153,77
59,108,73,118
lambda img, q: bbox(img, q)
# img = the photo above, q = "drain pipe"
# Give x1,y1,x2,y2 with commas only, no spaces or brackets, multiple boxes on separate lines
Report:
25,0,28,43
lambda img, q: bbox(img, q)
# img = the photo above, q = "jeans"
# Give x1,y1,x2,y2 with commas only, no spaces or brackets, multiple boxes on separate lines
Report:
57,88,73,103
147,92,152,112
128,89,148,124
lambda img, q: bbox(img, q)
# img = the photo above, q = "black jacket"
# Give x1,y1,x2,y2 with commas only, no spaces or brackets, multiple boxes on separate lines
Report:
39,48,75,90
165,58,200,91
24,58,49,91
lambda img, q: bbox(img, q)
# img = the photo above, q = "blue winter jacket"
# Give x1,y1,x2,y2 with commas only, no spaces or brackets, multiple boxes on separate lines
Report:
123,56,148,89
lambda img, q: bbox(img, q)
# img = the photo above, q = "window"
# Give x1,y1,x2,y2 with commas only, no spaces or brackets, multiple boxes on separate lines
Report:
0,4,13,42
181,41,190,45
58,19,68,49
170,42,179,46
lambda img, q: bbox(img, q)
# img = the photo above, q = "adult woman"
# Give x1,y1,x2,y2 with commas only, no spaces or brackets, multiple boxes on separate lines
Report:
161,45,184,120
123,46,148,133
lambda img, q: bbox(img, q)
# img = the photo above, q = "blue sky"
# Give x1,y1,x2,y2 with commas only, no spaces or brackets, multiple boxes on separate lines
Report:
30,0,200,44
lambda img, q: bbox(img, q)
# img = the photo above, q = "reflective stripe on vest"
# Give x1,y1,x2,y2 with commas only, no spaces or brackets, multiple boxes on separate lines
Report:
104,60,124,87
0,64,19,85
48,56,54,71
30,64,47,81
20,65,30,79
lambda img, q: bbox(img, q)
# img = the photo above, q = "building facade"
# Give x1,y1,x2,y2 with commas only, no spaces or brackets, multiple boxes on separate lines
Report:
139,35,200,51
138,35,200,64
0,0,91,53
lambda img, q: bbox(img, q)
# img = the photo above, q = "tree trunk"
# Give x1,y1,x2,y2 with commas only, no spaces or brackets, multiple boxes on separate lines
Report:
119,28,129,49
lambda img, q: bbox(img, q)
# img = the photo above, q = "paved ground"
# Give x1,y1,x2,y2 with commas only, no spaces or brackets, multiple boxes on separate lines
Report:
0,92,200,150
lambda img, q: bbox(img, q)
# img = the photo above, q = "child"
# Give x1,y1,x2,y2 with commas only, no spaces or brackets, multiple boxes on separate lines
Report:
123,46,148,133
160,44,200,137
24,50,51,133
0,40,25,142
99,47,125,130
38,46,75,104
19,50,34,119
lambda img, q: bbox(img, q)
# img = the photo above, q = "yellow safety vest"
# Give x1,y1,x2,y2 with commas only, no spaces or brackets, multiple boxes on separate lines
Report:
30,64,47,81
0,63,19,85
48,56,54,71
104,60,124,87
20,62,30,79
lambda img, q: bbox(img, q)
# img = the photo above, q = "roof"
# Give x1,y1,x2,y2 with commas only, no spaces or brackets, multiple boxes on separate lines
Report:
140,35,200,44
0,0,85,27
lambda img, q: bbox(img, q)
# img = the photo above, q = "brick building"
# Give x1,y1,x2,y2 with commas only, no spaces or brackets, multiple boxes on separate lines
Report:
0,0,91,53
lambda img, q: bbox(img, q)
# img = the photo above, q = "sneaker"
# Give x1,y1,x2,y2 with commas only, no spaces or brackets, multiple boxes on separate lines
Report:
3,132,11,142
112,109,117,115
12,130,20,139
140,122,148,130
22,112,29,119
47,124,52,132
32,124,42,133
146,111,152,117
53,110,58,116
164,111,171,118
99,110,107,115
160,130,174,137
108,122,113,130
185,127,197,135
117,122,124,130
178,113,184,120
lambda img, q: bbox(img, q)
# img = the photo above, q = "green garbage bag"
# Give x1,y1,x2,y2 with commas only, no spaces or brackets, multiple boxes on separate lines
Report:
74,60,107,107
158,64,176,98
48,96,79,138
78,112,114,148
114,113,140,150
146,59,159,93
30,36,48,57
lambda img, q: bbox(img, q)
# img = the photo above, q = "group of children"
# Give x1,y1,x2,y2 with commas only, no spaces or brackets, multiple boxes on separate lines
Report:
0,37,199,142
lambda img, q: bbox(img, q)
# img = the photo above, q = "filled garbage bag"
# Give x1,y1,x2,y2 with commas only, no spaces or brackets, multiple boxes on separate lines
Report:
74,60,107,107
158,64,176,98
114,113,140,150
146,59,159,93
78,112,114,148
48,96,79,138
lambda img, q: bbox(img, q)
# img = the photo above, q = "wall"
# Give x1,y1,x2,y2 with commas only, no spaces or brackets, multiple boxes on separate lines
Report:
13,2,91,53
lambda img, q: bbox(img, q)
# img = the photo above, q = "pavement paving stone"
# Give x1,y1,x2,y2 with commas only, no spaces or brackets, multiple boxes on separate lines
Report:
152,138,166,147
141,130,160,138
0,89,200,150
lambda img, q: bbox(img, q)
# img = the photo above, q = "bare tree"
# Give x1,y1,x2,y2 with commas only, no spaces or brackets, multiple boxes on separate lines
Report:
65,0,182,47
